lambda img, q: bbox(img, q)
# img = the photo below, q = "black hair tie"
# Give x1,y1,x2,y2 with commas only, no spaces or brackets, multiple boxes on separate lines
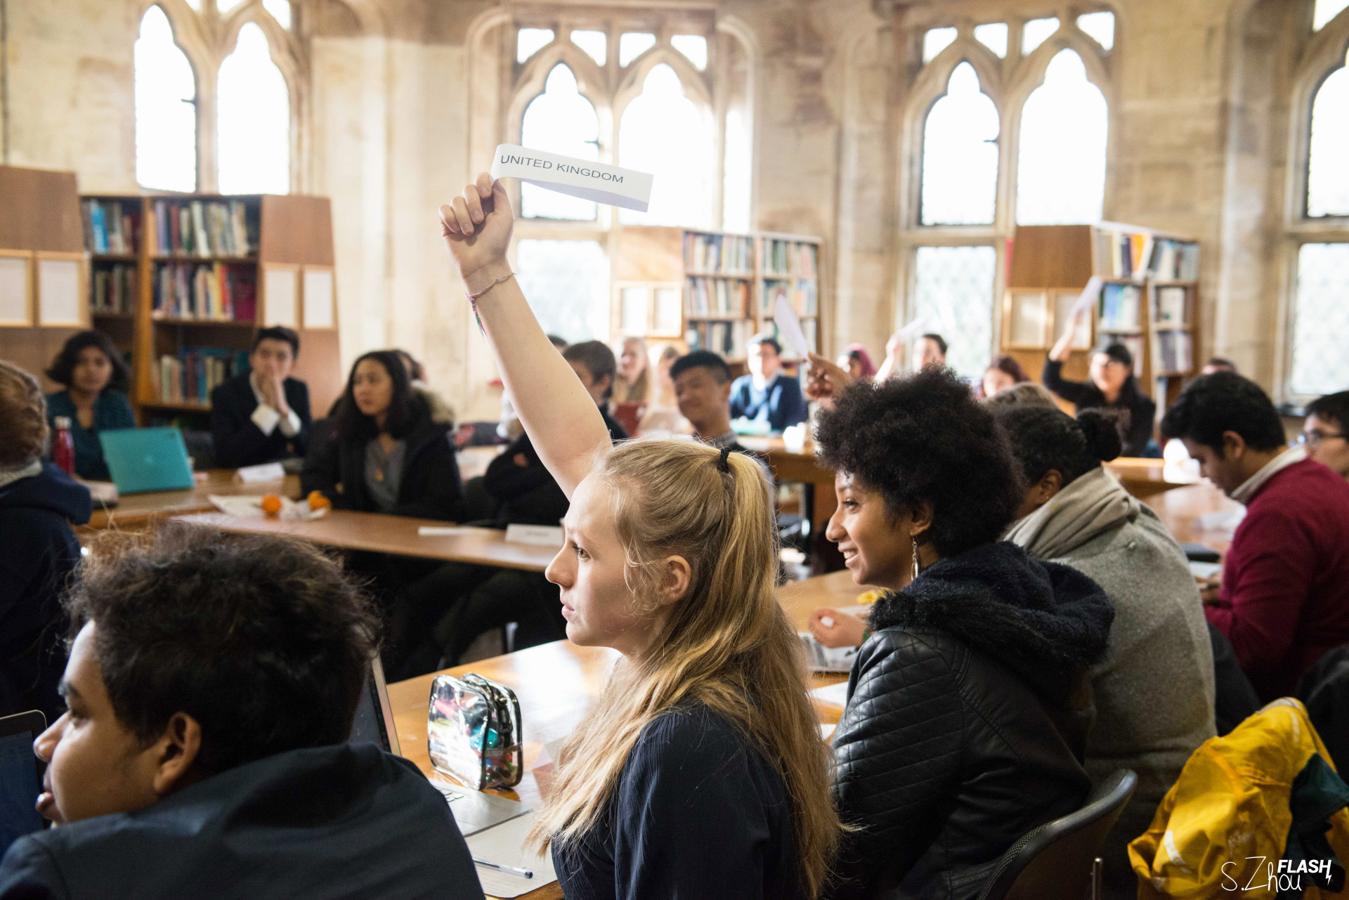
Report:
717,445,734,473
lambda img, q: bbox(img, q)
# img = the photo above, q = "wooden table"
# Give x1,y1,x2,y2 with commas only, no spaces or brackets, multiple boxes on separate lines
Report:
84,470,299,530
1142,480,1242,556
172,511,559,570
388,571,859,898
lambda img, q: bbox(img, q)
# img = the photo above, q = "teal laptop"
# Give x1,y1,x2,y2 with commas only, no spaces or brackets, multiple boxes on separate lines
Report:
98,427,194,494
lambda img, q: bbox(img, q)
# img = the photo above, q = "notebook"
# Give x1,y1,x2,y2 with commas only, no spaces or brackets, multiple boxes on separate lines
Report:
0,711,47,856
98,427,194,495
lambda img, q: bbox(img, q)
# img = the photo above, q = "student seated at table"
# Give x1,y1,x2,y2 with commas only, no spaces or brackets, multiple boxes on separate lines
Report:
43,331,135,481
806,369,1112,900
838,343,876,381
0,362,91,723
1043,319,1156,456
875,331,947,381
980,354,1030,399
729,335,808,433
210,326,312,469
671,350,749,449
301,350,462,520
1161,372,1349,701
993,403,1215,893
0,524,479,898
441,175,837,900
635,344,690,435
1304,390,1349,481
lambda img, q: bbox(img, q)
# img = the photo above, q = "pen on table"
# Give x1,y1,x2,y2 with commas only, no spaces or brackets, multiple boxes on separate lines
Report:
473,857,534,879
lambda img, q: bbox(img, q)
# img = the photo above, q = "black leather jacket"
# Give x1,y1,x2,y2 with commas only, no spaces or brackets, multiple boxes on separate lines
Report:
828,541,1114,900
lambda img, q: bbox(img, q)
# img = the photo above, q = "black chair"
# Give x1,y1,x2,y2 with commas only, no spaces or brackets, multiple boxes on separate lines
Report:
978,769,1138,900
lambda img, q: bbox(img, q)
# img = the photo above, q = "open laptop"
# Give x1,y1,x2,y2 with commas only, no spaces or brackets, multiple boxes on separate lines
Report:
349,658,525,837
0,711,47,856
99,428,194,495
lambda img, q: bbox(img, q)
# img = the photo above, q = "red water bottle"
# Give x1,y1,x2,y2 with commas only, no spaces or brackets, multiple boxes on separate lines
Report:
52,416,76,475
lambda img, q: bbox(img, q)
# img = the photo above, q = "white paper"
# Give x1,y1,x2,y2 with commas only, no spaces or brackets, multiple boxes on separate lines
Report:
810,680,850,708
234,462,286,484
0,256,30,324
466,811,559,898
417,526,478,537
505,524,564,547
302,268,335,329
773,294,811,359
894,316,930,343
1070,275,1104,318
263,267,298,327
37,258,81,325
491,144,653,212
1188,561,1222,580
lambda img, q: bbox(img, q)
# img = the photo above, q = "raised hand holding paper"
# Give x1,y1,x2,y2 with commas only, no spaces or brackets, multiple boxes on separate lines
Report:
773,294,812,360
1071,275,1104,319
490,144,653,212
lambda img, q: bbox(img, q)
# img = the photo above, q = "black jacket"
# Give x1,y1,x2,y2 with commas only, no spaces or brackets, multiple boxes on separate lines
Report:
0,463,90,721
210,373,312,468
483,408,627,526
828,541,1114,900
1041,358,1156,456
0,744,482,899
300,400,462,521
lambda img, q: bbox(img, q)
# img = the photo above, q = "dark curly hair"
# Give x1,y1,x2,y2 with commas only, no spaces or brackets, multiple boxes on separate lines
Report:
332,350,423,441
815,368,1022,557
66,523,380,776
1160,371,1284,453
995,406,1122,489
45,330,130,393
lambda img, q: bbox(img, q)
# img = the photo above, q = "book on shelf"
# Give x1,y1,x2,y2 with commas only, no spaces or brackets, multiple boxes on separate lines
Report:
687,277,751,317
82,199,139,255
1094,227,1154,280
761,281,818,317
760,239,818,278
152,263,257,322
153,199,257,258
154,346,250,405
684,320,752,358
1098,283,1143,331
1154,331,1194,374
683,232,753,274
1150,239,1200,282
91,263,138,314
1153,286,1188,325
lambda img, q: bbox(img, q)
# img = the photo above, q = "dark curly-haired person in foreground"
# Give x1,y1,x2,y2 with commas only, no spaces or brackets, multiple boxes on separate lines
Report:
0,524,482,900
810,368,1115,900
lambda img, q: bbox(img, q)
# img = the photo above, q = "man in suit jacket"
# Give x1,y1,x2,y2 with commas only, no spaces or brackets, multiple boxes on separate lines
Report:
211,327,311,468
728,335,808,433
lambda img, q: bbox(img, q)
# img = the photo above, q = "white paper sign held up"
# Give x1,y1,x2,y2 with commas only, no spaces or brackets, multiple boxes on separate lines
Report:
490,144,653,212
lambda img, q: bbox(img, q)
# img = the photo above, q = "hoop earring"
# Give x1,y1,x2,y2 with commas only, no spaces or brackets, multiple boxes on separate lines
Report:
911,536,921,581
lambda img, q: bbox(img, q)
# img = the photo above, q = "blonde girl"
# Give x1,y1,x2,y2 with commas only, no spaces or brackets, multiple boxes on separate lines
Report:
440,175,837,899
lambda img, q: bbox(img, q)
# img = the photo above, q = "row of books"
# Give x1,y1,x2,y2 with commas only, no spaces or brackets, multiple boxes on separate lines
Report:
152,263,258,321
1098,283,1143,331
685,320,753,359
686,277,751,318
762,282,819,317
1151,239,1201,281
1095,228,1152,280
153,199,256,258
1154,331,1194,374
83,199,139,255
154,348,250,405
761,240,818,278
684,233,754,274
91,263,138,314
1153,286,1190,325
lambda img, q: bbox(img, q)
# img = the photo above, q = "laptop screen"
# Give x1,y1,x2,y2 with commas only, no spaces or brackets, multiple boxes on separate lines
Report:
0,712,46,856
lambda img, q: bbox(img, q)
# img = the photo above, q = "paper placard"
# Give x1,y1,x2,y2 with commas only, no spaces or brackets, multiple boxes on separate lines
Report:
1070,275,1104,319
773,294,811,360
0,255,31,325
234,462,286,483
505,524,563,547
37,257,82,325
302,268,335,329
263,266,298,327
894,316,930,343
491,144,653,212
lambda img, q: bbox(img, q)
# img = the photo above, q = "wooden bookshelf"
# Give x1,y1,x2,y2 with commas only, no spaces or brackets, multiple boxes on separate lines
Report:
75,193,343,423
613,226,824,366
0,166,89,390
1003,223,1201,413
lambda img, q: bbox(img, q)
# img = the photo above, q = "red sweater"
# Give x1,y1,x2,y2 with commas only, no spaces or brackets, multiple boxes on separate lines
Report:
1208,459,1349,700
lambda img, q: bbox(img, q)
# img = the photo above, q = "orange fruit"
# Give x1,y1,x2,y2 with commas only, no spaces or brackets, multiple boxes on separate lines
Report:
307,490,331,511
260,494,283,517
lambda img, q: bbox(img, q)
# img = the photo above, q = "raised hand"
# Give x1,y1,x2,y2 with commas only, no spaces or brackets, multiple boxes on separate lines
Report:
440,173,515,295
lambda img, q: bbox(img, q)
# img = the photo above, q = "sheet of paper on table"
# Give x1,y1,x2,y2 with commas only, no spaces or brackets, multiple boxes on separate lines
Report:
466,811,559,898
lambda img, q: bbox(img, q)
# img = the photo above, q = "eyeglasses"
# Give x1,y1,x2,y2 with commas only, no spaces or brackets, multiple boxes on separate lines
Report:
1298,430,1346,448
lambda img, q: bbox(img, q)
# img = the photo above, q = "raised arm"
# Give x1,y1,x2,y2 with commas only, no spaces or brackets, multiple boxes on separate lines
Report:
440,174,610,498
1048,308,1085,363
